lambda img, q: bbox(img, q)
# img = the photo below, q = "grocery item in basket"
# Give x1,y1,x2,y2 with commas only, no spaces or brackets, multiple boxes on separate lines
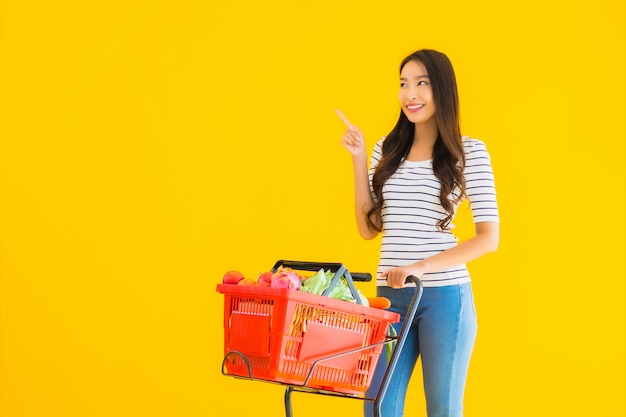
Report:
300,269,369,305
257,271,274,284
220,266,371,307
367,297,392,310
222,270,244,285
270,269,301,290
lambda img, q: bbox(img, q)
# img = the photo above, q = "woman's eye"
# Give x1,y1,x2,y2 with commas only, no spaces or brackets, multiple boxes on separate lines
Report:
418,81,428,86
400,83,406,88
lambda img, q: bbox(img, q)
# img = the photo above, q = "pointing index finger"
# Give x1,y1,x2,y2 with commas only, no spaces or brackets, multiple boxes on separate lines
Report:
335,109,353,127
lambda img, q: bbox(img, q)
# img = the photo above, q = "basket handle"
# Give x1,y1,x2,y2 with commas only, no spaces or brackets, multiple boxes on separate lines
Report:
270,260,370,304
270,260,372,282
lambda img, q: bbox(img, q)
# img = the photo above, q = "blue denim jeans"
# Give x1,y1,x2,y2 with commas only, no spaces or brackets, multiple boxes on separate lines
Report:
364,283,478,417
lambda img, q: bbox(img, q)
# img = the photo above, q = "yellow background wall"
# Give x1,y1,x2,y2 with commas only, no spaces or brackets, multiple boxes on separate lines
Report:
1,0,624,416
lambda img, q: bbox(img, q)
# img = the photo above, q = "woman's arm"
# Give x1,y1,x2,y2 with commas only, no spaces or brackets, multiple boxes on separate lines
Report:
382,221,500,288
349,155,379,240
338,110,380,240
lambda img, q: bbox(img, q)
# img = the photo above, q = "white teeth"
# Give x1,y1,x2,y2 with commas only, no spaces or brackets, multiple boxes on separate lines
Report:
407,104,423,110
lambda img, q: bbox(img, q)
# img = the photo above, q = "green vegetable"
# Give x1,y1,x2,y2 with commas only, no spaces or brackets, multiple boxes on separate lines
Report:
300,269,329,295
300,268,362,303
326,277,353,301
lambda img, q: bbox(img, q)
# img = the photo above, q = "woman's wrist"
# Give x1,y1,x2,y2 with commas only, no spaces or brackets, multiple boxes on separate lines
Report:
351,153,368,166
411,260,428,277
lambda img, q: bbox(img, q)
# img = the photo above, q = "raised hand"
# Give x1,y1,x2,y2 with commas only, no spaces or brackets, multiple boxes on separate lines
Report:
336,109,366,159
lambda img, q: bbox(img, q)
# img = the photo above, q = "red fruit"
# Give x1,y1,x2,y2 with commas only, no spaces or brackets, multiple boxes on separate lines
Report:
257,271,274,285
237,278,256,286
222,270,244,285
255,281,270,287
270,271,301,290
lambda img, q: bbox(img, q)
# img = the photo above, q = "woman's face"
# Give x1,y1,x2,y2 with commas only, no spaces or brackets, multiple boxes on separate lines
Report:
399,60,436,125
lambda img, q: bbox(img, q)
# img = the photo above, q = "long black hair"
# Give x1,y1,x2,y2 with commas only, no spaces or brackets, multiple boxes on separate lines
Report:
367,49,466,232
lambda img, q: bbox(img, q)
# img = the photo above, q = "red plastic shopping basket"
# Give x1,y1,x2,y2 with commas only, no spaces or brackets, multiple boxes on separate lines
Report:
217,271,399,395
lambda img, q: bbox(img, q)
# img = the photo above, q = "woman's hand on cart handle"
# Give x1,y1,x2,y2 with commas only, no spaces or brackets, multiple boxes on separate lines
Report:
381,264,425,289
405,275,422,287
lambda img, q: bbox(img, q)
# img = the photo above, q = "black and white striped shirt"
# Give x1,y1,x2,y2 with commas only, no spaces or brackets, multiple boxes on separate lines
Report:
370,136,500,287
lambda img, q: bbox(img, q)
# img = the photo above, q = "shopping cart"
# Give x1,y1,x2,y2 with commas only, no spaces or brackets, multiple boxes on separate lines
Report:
216,260,423,417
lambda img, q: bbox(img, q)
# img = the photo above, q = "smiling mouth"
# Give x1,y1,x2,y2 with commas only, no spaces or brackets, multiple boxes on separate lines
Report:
406,104,424,111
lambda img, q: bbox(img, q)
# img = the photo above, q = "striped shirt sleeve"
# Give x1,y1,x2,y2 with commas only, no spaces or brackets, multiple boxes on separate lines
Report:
463,138,500,223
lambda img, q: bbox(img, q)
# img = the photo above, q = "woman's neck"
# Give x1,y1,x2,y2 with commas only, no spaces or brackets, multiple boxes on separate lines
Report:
407,121,438,162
